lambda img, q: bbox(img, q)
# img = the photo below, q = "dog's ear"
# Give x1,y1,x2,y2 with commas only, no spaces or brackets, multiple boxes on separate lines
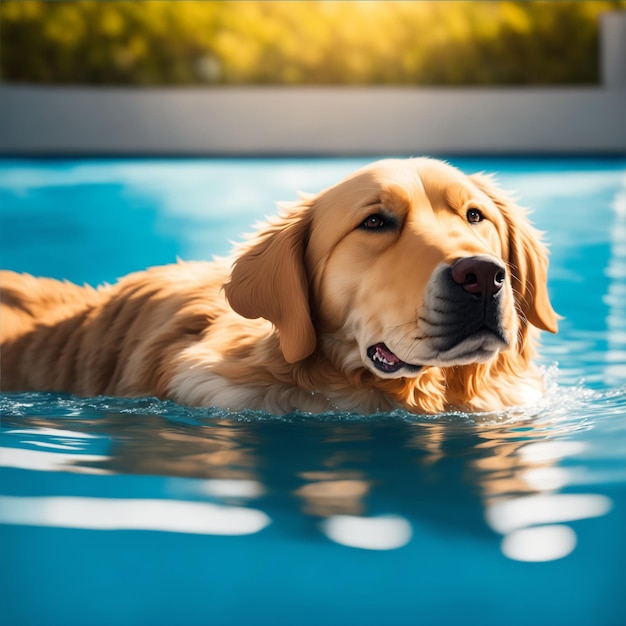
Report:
224,206,316,363
471,174,559,333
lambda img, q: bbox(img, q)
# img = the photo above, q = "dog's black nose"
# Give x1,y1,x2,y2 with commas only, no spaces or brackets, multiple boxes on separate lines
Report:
451,256,506,298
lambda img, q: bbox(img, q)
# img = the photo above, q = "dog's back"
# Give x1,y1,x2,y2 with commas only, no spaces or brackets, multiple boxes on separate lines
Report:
1,271,99,336
0,264,226,397
1,270,104,392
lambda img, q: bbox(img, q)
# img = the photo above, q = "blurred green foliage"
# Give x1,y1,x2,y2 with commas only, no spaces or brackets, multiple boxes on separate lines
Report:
1,1,625,86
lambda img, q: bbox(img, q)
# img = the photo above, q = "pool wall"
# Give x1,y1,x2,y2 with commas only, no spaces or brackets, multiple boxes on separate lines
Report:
1,13,625,157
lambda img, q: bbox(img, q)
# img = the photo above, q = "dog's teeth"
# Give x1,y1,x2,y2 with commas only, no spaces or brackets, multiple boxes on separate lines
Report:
373,350,394,366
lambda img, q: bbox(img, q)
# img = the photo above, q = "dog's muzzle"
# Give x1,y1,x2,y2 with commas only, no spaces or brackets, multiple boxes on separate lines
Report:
434,255,509,352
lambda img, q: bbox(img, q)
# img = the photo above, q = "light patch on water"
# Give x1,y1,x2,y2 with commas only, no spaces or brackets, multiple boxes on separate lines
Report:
0,495,271,536
0,446,111,475
320,514,412,551
501,525,578,562
521,466,626,491
4,427,100,439
485,493,613,534
22,441,83,451
520,466,574,491
486,493,614,563
195,479,265,499
517,440,589,463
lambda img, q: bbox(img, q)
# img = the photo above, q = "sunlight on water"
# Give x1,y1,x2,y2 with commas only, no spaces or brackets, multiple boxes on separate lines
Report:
500,525,578,562
320,514,413,550
0,495,271,535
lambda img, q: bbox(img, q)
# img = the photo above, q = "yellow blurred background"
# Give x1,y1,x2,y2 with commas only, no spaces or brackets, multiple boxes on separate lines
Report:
2,0,625,86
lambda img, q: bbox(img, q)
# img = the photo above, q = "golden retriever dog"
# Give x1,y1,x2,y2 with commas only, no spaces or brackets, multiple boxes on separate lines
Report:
0,158,558,414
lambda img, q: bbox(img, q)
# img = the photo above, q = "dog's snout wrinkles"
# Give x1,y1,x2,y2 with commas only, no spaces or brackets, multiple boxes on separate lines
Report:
451,256,506,298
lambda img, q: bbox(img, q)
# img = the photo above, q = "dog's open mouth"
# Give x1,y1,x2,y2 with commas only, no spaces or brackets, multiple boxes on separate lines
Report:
367,343,422,375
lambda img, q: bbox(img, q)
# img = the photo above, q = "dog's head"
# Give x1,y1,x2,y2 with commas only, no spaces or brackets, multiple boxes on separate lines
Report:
224,158,558,380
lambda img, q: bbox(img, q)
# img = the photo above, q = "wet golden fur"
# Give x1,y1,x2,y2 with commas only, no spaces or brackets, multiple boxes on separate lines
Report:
0,158,558,414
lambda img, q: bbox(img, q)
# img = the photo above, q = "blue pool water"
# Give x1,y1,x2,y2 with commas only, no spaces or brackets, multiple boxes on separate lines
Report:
1,158,625,626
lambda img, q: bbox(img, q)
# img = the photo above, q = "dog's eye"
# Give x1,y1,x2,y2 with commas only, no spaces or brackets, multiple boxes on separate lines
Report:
361,214,387,229
466,208,483,224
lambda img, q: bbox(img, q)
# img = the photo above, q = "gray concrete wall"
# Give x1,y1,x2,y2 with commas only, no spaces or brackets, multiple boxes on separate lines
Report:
1,12,624,157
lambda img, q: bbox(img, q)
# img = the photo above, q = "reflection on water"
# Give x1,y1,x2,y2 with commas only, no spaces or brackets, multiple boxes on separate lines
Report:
1,386,624,563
